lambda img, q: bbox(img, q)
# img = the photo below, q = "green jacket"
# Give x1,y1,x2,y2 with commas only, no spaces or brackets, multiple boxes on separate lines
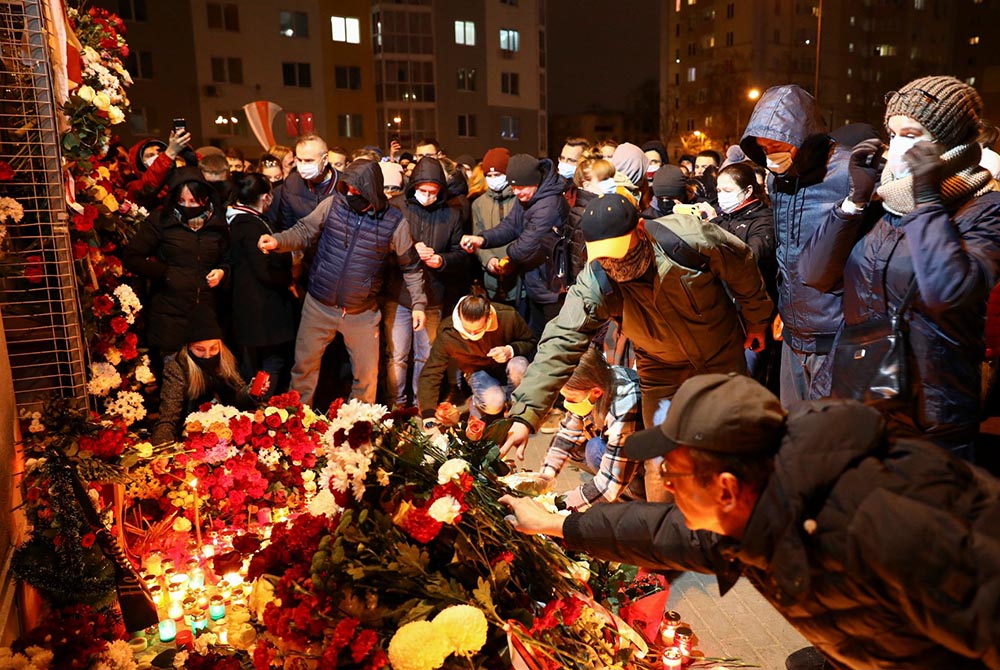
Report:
508,214,774,429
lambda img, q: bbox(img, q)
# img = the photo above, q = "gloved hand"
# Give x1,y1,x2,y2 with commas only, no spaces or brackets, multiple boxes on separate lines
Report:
847,138,885,206
905,140,945,205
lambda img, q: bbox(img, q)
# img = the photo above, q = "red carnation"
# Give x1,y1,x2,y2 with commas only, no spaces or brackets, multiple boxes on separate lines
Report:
110,316,129,334
93,294,114,316
80,532,96,548
72,239,89,259
0,160,14,181
73,205,98,232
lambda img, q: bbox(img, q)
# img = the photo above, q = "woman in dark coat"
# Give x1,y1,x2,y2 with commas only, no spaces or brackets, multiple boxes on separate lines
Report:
228,173,296,394
800,76,1000,461
123,167,229,359
709,161,779,390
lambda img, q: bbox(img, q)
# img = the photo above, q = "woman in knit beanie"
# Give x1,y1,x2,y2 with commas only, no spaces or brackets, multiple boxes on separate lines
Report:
799,75,1000,462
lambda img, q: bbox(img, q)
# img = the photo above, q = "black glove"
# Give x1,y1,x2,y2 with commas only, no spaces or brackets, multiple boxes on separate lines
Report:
905,140,945,205
847,138,885,206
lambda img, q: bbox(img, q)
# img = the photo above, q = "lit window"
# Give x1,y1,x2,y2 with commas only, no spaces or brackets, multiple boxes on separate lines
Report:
455,20,476,45
845,93,852,103
875,44,896,56
914,0,925,8
500,28,520,53
969,36,980,45
279,11,308,37
687,67,696,82
332,16,360,43
968,76,977,85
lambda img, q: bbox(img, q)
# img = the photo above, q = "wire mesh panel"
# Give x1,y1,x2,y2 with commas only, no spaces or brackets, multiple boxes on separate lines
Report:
0,0,88,407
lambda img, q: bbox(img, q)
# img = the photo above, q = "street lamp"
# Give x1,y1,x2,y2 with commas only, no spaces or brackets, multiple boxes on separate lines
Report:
748,88,761,101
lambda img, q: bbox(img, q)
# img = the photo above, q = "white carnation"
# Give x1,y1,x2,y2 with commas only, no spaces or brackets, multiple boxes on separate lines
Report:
437,458,470,484
427,495,462,524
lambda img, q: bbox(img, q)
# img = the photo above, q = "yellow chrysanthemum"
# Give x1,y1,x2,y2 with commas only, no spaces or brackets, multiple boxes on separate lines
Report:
432,605,488,657
388,620,451,670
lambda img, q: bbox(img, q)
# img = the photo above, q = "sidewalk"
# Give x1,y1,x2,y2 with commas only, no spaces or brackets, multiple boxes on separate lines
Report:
520,429,807,670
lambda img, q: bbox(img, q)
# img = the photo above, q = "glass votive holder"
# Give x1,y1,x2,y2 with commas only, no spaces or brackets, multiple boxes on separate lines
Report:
661,647,683,670
157,618,176,643
191,612,208,634
209,595,226,620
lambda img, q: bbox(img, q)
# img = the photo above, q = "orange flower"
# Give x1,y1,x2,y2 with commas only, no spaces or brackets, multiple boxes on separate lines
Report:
465,416,486,441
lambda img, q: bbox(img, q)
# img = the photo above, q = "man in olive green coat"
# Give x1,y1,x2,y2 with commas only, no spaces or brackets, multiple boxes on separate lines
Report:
500,194,773,499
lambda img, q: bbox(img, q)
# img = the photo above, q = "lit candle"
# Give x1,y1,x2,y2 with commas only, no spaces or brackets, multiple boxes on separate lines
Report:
167,574,188,602
674,626,694,657
175,629,193,650
157,618,176,643
223,572,244,588
217,627,228,645
167,601,184,621
202,544,216,559
129,637,147,653
160,558,175,575
661,648,683,670
191,612,208,633
257,507,272,525
145,552,164,576
209,595,226,620
659,610,682,646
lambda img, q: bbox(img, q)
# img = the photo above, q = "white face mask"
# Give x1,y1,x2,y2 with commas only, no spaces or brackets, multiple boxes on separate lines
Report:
297,159,324,180
887,135,921,178
486,175,508,192
717,188,750,214
765,152,794,175
557,161,576,179
144,155,158,168
415,190,437,207
598,178,617,195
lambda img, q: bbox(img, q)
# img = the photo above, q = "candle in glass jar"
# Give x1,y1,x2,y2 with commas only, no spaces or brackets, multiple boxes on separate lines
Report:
167,576,187,602
673,626,694,656
659,610,682,646
160,558,174,575
167,601,184,621
174,629,193,650
190,612,208,633
209,595,226,620
661,648,683,670
157,618,176,643
145,552,164,576
202,543,216,559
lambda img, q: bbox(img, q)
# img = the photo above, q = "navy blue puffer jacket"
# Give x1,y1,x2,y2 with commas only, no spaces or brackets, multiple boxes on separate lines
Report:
480,158,569,305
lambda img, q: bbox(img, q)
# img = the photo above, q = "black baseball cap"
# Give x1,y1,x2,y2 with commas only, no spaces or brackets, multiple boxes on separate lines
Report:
581,194,640,260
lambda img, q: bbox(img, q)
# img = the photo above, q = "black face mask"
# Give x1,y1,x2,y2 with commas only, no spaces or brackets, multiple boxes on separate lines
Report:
655,197,674,214
177,204,210,221
192,352,220,373
270,179,284,189
346,193,371,214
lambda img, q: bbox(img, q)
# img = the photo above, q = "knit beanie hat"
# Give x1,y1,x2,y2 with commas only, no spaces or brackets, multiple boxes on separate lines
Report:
455,154,476,170
482,147,510,175
651,165,687,199
507,154,541,186
379,161,404,189
884,76,983,148
186,303,223,342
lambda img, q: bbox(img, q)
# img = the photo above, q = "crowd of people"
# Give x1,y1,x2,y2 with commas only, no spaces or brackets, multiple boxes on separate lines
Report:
113,74,1000,669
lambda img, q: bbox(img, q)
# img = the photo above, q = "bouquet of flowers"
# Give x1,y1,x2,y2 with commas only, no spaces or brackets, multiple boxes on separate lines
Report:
0,605,134,670
228,401,655,670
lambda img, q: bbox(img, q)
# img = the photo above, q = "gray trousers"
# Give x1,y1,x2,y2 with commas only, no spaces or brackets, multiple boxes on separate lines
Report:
291,294,381,406
779,343,830,406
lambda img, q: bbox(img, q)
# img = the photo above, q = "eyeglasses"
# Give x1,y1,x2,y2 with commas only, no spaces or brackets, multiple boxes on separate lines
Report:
658,461,706,486
884,88,940,114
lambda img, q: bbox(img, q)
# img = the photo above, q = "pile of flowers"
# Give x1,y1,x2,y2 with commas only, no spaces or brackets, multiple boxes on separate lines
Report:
125,391,329,545
183,401,657,670
63,7,132,162
0,605,135,670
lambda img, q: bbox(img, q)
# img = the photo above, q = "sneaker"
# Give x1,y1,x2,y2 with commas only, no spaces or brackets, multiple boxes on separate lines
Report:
539,409,563,434
785,647,829,670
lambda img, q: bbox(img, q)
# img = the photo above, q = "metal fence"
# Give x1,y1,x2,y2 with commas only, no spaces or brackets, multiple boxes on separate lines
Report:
0,0,88,407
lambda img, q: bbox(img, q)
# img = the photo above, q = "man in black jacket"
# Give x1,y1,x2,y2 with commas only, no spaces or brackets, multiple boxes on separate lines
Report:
502,373,1000,670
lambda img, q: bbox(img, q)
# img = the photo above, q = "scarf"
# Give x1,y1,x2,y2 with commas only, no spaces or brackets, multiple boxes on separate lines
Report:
600,237,654,283
877,141,996,216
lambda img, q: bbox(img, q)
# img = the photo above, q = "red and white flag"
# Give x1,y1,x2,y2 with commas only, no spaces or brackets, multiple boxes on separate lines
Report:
243,101,282,152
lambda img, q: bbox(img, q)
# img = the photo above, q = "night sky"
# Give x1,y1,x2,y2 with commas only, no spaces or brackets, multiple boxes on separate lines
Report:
546,0,661,116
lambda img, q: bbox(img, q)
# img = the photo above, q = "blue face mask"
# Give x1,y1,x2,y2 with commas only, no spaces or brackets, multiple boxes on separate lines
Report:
598,178,617,195
486,174,508,192
558,161,576,179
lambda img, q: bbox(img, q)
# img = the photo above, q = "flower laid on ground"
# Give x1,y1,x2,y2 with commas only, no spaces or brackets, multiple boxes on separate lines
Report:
112,283,141,323
104,390,146,426
0,605,134,670
86,361,121,396
0,196,24,223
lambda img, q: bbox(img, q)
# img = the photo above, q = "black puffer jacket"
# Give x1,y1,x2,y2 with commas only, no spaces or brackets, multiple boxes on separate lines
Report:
564,400,1000,670
480,159,569,305
800,192,1000,450
386,158,467,310
740,85,850,355
711,200,777,301
265,168,338,230
123,168,229,352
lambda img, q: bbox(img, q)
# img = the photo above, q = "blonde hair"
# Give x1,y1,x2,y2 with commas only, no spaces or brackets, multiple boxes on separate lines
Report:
178,343,244,398
268,144,293,163
573,158,616,188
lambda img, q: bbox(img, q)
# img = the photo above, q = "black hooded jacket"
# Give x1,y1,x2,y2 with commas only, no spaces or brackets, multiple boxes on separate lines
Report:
479,158,570,305
123,167,230,352
711,200,777,301
564,400,1000,670
386,158,467,309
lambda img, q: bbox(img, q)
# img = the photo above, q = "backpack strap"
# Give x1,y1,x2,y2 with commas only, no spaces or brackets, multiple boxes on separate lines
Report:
589,259,623,320
647,219,711,273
